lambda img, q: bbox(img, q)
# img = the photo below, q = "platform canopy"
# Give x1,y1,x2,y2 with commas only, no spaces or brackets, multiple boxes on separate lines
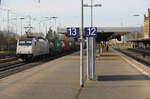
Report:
57,27,141,42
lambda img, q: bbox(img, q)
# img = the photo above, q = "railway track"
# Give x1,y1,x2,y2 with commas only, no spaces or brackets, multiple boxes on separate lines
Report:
0,61,42,79
116,48,150,66
0,60,24,71
0,57,17,63
0,53,15,58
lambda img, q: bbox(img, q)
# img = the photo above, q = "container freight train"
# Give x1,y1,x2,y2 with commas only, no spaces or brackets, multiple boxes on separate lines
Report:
16,37,80,60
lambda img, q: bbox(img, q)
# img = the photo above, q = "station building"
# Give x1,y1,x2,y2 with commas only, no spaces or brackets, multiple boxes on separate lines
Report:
144,8,150,38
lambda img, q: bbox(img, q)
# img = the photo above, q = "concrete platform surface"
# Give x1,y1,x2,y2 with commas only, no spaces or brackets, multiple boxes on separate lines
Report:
0,51,86,99
80,49,150,99
0,49,150,99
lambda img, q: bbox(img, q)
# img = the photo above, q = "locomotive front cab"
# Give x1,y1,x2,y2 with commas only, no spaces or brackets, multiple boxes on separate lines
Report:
16,38,33,59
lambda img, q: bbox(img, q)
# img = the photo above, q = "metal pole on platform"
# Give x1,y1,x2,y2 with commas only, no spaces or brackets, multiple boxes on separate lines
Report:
84,1,102,80
86,0,93,80
87,37,90,79
91,0,94,79
80,0,84,88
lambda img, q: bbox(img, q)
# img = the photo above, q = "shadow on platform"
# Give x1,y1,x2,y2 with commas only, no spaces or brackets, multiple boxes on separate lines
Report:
97,75,150,81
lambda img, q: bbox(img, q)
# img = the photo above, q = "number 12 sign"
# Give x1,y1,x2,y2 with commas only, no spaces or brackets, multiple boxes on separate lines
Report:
67,27,80,38
85,27,98,37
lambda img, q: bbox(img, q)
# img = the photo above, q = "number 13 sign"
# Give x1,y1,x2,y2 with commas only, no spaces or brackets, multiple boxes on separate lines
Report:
67,27,80,38
85,27,98,37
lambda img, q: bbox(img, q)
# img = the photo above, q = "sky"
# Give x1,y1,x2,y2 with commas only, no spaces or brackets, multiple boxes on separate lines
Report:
0,0,150,34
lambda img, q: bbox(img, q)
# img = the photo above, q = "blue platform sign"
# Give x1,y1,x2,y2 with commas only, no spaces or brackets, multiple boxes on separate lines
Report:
67,27,80,38
85,27,98,37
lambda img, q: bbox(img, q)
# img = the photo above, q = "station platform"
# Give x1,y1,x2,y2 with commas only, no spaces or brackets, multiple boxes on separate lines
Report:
80,49,150,99
0,49,150,99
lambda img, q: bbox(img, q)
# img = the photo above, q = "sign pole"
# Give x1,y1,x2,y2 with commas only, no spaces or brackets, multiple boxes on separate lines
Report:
80,0,84,88
87,37,90,80
91,0,94,79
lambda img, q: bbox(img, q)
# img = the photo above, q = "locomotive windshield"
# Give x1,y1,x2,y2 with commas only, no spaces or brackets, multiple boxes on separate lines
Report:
19,40,32,46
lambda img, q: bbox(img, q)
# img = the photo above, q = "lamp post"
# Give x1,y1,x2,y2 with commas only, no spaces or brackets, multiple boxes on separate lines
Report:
84,1,102,80
10,17,18,35
133,14,140,39
7,9,10,34
39,21,42,33
51,17,57,29
44,17,53,37
51,17,57,38
45,16,58,38
20,18,25,38
133,14,140,26
45,16,57,28
80,0,84,88
39,17,53,37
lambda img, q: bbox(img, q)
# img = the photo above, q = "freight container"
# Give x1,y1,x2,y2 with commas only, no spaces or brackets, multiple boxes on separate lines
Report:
51,38,62,54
